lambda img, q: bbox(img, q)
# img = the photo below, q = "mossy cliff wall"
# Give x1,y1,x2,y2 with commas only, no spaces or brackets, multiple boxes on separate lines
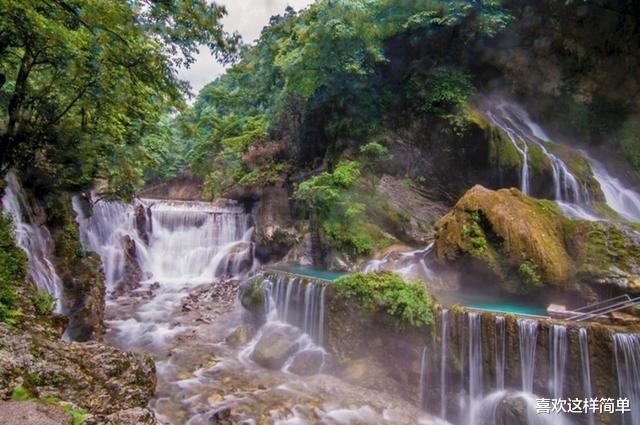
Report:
434,185,640,299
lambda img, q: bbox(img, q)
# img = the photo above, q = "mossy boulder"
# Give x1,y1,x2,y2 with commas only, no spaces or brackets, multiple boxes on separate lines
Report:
434,185,640,295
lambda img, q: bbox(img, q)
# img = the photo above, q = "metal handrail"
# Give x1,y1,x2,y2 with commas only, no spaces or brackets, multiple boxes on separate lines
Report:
569,294,632,314
570,296,640,322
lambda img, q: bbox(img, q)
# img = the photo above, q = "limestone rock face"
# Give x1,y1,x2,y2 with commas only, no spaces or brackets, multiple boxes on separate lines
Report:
250,325,300,369
0,322,156,416
253,187,298,263
287,349,326,376
433,185,640,295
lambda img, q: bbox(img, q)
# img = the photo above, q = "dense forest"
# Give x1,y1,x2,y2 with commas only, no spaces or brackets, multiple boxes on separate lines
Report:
2,1,640,424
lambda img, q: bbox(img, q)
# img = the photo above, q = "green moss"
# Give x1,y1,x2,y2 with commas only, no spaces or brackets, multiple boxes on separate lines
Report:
32,290,56,317
488,125,522,170
241,279,265,313
335,272,434,328
527,142,552,178
11,385,33,401
62,404,88,425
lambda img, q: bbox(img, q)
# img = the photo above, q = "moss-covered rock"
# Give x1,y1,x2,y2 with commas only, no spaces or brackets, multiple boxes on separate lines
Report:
434,185,640,295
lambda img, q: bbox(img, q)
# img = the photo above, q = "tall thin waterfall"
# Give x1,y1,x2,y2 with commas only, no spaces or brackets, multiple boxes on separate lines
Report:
440,309,449,419
549,325,568,399
2,172,63,311
579,328,596,425
495,316,506,390
467,312,484,423
518,318,539,393
614,333,640,425
262,273,327,345
420,345,429,410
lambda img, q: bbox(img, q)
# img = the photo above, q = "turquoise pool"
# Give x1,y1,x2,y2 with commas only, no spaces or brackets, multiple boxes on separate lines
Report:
268,266,345,282
433,291,548,316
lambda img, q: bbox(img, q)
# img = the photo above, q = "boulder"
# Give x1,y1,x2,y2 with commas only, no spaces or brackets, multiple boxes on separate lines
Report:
85,408,159,425
287,349,326,376
112,235,143,297
250,325,300,369
433,185,640,295
134,203,152,245
339,357,402,394
253,187,298,263
225,324,255,347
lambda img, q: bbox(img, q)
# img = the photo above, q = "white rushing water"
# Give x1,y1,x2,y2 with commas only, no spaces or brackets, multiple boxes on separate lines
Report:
2,171,63,311
484,99,640,223
495,316,506,390
614,333,640,425
467,312,484,424
74,196,255,350
518,318,539,394
440,309,449,419
579,328,596,425
549,325,567,400
361,243,435,282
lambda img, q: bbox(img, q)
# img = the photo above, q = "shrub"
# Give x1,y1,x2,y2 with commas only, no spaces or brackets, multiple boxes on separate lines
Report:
32,290,56,316
335,272,434,328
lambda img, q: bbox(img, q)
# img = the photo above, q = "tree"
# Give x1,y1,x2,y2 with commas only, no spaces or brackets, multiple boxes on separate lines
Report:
0,0,238,198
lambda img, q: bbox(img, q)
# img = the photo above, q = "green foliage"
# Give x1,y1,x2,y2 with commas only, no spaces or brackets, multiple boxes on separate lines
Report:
335,272,434,328
460,211,488,257
11,385,32,401
294,161,361,217
62,404,88,425
0,214,26,323
32,290,56,317
0,0,237,198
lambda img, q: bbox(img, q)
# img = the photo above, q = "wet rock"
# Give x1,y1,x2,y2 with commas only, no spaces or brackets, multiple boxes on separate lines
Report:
134,203,152,245
0,401,72,425
253,187,298,263
215,242,254,277
209,407,232,424
251,325,300,369
287,349,325,376
0,322,156,416
85,407,159,425
339,357,401,394
112,235,143,297
225,324,255,347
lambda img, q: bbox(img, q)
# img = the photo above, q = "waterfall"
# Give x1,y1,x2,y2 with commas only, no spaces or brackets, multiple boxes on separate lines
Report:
613,333,640,425
579,328,596,425
495,316,506,390
420,345,429,410
262,273,327,345
440,308,449,419
549,325,567,399
2,172,63,311
518,318,539,393
467,312,484,424
360,243,435,282
583,152,640,222
484,100,598,221
73,196,147,290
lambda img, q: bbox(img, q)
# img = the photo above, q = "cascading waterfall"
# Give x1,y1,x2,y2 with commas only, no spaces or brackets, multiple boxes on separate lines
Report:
467,312,484,423
549,325,568,399
2,171,63,311
485,101,593,219
495,316,506,390
361,243,435,282
73,196,147,290
518,318,539,393
440,309,449,419
262,273,327,345
613,333,640,425
583,152,640,222
579,328,596,425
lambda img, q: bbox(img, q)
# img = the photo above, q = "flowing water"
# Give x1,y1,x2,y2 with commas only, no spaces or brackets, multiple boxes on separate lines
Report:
467,312,484,424
361,244,435,282
495,316,506,390
440,309,449,419
518,319,539,393
614,333,640,425
579,328,596,425
2,171,63,311
549,325,567,399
